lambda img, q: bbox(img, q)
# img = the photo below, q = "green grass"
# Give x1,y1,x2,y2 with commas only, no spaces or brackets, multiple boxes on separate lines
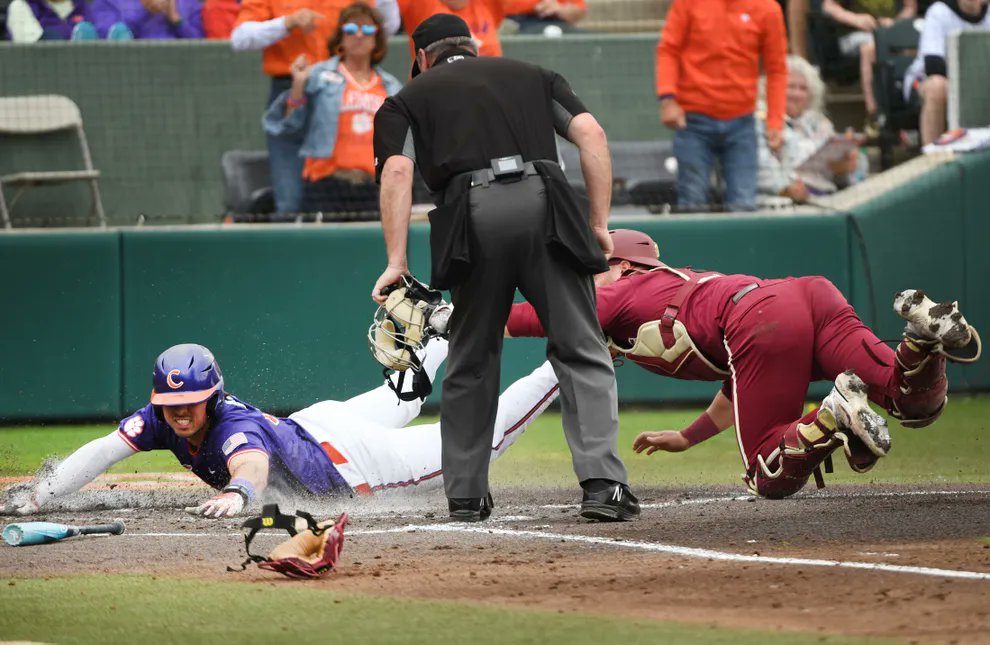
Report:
1,394,987,488
0,576,891,645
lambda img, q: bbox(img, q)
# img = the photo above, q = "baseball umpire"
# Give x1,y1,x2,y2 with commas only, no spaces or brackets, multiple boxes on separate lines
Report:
370,13,638,522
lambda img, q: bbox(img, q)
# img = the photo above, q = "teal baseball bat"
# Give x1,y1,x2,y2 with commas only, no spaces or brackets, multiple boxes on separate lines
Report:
2,520,125,546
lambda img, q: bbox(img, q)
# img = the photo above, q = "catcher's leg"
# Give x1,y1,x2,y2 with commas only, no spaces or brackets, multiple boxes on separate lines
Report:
488,361,560,462
889,289,982,428
341,339,449,428
747,371,891,498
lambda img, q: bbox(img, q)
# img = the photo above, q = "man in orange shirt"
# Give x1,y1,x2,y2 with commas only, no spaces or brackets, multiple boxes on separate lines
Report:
656,0,787,212
231,0,399,215
398,0,503,57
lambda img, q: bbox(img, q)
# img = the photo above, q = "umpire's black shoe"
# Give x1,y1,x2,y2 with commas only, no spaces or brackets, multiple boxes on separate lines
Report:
448,493,494,522
579,480,640,522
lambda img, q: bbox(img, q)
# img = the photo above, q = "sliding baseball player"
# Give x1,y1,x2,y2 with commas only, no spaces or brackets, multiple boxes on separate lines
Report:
4,337,559,518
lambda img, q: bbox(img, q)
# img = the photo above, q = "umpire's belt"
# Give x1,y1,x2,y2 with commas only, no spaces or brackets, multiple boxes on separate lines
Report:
465,162,539,188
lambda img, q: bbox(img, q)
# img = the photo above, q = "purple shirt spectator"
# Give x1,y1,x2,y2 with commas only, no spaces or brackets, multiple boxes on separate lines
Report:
87,0,204,38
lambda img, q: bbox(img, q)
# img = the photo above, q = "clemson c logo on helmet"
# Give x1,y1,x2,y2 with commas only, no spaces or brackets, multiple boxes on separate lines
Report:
166,369,184,389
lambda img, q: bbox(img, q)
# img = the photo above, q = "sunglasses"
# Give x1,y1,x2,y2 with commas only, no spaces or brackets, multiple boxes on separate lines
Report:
341,22,378,36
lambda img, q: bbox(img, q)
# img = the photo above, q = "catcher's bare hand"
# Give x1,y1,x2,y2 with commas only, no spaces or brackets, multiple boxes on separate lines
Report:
185,491,244,518
633,430,691,455
372,266,407,304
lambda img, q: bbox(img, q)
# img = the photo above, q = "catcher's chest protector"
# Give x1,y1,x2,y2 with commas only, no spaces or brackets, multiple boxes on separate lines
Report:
608,267,728,381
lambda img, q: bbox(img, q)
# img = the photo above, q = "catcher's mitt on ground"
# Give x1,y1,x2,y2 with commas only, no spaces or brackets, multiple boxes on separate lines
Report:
229,504,348,579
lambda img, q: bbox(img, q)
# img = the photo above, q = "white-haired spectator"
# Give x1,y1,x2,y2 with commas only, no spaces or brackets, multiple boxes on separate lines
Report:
756,55,866,204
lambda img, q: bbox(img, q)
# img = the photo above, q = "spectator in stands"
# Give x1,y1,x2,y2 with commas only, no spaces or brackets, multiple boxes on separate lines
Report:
87,0,204,38
656,0,788,212
822,0,917,136
398,0,504,57
756,55,865,204
5,0,88,40
203,0,240,37
231,0,399,217
503,0,585,34
264,2,400,216
904,0,990,146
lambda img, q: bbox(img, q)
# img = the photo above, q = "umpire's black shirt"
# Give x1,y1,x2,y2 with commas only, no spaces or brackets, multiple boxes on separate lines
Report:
373,50,590,193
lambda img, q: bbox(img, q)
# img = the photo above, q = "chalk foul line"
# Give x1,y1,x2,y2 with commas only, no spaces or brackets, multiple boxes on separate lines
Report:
347,524,990,582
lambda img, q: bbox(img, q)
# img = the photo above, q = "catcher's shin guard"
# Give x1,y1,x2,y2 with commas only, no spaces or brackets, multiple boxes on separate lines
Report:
745,371,889,499
890,289,982,428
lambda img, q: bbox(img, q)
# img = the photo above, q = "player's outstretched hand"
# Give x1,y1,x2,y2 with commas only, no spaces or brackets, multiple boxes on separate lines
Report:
184,491,245,518
633,430,691,455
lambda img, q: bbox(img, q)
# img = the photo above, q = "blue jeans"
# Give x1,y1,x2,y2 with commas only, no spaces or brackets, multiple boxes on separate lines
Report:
267,77,305,215
673,112,757,212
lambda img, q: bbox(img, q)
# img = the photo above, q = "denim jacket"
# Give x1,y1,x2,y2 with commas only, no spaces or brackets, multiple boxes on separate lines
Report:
263,57,402,160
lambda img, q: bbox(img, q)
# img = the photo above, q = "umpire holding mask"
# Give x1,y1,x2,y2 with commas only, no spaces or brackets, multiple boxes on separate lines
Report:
370,14,638,523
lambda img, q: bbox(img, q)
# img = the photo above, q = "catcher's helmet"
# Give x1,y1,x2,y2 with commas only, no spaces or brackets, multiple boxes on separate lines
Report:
609,229,662,268
150,343,225,413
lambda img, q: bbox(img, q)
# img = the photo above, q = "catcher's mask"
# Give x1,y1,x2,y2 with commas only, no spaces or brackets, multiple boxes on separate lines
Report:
228,504,348,579
368,274,445,402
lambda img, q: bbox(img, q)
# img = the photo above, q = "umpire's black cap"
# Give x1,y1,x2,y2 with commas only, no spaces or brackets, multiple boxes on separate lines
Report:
410,13,472,78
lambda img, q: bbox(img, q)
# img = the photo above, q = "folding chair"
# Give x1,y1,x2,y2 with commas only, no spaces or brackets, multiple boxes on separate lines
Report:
0,95,106,228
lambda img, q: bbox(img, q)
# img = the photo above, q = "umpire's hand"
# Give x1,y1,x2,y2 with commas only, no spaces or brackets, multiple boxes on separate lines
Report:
372,266,407,304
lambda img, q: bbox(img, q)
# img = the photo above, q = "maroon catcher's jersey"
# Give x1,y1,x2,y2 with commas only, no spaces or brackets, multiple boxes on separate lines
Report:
506,268,765,377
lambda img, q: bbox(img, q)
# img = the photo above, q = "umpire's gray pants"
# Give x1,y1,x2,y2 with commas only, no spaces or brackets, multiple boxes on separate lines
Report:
440,176,627,499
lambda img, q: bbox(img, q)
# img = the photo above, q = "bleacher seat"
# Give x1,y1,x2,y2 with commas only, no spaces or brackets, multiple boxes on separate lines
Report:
558,138,677,211
221,150,274,220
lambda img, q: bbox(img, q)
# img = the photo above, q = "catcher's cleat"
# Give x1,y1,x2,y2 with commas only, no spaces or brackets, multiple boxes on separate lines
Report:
579,480,640,522
448,493,494,522
819,371,890,458
894,290,981,363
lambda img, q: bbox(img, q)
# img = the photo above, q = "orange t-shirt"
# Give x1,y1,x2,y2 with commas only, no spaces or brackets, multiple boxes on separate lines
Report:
235,0,352,76
203,0,241,38
398,0,504,58
303,66,388,182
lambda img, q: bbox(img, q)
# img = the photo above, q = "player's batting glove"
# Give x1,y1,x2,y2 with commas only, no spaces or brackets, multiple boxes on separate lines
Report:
185,491,245,518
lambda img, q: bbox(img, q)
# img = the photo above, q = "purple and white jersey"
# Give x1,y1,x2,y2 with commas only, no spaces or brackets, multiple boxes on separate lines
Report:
116,395,350,496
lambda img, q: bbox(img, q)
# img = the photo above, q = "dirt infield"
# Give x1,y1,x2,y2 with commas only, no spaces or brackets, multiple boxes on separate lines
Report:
3,482,989,643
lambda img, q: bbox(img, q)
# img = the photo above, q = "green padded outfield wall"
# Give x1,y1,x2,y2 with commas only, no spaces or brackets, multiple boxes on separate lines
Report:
0,36,665,227
0,232,121,419
0,213,849,421
116,214,851,414
847,152,990,391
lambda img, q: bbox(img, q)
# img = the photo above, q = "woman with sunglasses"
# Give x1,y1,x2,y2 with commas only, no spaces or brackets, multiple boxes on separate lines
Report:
264,1,401,219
